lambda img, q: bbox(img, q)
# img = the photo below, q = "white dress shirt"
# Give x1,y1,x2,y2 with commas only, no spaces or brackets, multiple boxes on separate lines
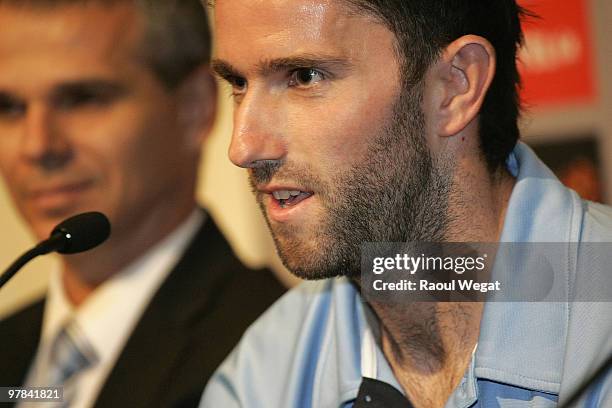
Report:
22,210,204,408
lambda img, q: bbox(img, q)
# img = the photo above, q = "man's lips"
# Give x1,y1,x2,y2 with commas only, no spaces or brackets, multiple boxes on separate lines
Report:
26,180,94,208
257,185,315,222
259,185,314,204
258,184,312,194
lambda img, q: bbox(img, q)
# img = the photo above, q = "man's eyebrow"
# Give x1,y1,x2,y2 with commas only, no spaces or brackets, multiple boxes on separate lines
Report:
52,79,127,95
255,55,352,76
212,54,352,81
211,59,243,81
0,91,20,103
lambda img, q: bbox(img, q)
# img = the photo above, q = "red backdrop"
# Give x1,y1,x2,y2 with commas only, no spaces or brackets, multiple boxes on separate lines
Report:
518,0,597,108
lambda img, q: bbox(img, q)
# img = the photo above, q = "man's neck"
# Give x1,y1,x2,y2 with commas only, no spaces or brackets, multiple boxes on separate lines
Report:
60,204,198,306
369,301,482,408
369,165,515,407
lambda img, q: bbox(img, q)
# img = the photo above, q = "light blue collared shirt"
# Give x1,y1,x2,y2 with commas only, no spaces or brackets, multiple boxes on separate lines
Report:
201,143,612,407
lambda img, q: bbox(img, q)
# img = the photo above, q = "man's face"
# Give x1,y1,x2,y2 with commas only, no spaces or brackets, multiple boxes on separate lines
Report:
215,0,452,278
0,4,202,242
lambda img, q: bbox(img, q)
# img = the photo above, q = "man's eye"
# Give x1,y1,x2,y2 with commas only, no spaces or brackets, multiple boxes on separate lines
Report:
55,92,109,109
0,96,26,118
229,76,247,95
289,68,325,88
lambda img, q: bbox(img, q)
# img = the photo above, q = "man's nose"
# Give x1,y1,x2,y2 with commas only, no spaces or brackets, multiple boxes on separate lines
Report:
228,89,286,169
20,104,72,170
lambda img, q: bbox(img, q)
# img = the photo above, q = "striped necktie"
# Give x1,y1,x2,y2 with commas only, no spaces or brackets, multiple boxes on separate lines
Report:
33,321,98,407
48,322,96,383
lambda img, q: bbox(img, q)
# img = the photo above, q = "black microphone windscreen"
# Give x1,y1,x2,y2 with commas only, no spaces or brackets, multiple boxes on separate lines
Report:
51,212,111,254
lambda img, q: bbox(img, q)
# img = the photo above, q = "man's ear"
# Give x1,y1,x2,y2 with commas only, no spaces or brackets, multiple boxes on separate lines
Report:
177,65,218,151
431,35,495,137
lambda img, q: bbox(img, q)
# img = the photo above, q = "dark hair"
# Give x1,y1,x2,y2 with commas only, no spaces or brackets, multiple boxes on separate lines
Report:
344,0,529,171
0,0,212,89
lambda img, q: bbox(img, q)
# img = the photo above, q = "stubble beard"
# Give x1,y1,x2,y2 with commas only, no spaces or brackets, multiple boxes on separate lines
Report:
251,84,454,280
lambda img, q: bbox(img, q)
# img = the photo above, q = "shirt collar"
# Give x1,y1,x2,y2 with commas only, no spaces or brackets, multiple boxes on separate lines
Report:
41,209,204,365
475,142,583,394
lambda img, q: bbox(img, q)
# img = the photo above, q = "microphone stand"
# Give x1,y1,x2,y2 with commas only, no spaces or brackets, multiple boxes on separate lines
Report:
0,233,67,289
1,211,109,291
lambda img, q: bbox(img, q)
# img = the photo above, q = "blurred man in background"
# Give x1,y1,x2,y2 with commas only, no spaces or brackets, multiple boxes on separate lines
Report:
0,1,284,406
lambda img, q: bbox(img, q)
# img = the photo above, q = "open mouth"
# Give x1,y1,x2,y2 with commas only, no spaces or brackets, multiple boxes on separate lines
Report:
271,190,313,208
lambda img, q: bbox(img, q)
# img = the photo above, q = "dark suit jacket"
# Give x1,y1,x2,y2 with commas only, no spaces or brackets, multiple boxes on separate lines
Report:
0,214,286,407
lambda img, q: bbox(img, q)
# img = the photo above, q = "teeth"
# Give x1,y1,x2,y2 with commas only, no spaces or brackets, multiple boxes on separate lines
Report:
273,190,304,200
273,190,291,200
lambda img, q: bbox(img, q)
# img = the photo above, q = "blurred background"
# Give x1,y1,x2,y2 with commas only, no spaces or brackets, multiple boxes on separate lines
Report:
1,0,611,317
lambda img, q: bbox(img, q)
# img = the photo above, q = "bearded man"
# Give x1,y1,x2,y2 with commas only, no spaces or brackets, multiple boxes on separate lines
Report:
201,0,612,407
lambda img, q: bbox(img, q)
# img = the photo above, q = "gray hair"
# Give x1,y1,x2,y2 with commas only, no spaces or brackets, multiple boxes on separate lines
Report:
0,0,212,89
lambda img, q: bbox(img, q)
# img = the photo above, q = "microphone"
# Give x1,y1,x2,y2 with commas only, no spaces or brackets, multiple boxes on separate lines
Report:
0,212,111,289
44,211,111,255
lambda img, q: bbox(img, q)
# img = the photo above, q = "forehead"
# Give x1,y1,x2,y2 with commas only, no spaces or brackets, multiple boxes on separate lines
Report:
214,0,395,72
0,4,144,85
